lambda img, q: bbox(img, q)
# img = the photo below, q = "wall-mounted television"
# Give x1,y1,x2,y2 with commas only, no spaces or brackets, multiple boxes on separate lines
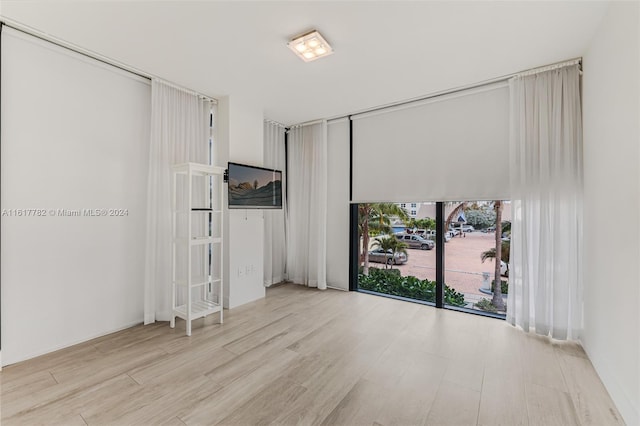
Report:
227,162,282,209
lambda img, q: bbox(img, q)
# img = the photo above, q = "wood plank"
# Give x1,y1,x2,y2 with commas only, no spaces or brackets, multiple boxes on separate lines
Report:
0,284,622,426
3,374,139,425
217,376,307,425
558,352,625,425
179,348,300,425
368,346,446,425
478,359,529,426
425,380,481,426
521,334,568,392
83,375,221,425
319,378,384,426
274,332,393,425
525,382,580,426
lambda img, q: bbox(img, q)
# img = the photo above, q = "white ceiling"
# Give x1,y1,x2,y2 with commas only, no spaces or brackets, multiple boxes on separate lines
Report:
1,1,609,125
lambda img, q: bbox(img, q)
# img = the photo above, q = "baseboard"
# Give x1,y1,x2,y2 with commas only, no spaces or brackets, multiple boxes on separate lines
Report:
154,309,172,322
2,319,143,367
144,314,156,325
264,275,284,287
327,285,348,291
581,341,639,426
227,292,265,309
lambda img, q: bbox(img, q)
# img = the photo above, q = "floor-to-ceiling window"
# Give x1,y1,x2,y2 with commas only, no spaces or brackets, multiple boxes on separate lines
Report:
355,200,509,318
348,79,510,318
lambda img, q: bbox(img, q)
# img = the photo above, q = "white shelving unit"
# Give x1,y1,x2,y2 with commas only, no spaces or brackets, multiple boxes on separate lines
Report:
170,162,225,336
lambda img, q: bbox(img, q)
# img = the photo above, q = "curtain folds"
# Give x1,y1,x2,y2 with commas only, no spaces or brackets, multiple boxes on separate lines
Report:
144,80,211,324
286,122,328,289
507,65,583,340
264,121,287,287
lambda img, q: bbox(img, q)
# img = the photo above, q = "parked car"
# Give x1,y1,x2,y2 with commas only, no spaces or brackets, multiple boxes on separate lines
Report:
501,260,509,276
395,233,435,250
411,229,429,238
424,230,451,242
450,225,474,234
368,248,408,265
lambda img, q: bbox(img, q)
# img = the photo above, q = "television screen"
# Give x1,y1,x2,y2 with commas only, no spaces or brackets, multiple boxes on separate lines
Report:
227,162,282,209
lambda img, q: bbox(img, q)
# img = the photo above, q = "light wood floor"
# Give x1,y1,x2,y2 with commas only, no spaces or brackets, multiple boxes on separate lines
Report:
0,284,624,426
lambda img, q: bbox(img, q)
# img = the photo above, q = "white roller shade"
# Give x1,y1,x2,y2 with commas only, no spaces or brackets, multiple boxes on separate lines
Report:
352,83,510,202
1,27,150,365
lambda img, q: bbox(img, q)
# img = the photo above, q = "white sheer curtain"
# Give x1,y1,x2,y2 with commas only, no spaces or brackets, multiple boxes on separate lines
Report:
286,122,328,289
264,121,287,287
144,80,212,324
507,64,583,340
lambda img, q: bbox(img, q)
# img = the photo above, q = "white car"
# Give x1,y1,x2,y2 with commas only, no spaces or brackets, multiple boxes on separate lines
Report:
450,224,474,234
501,261,509,276
424,230,451,242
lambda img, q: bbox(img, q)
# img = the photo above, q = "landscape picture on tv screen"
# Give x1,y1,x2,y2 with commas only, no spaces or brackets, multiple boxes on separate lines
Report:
228,162,282,209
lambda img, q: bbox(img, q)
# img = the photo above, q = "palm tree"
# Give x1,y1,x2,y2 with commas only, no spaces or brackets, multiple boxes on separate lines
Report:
405,217,418,230
501,220,511,238
481,240,511,271
359,203,408,274
372,235,408,269
373,203,408,232
406,217,435,231
491,201,506,311
358,204,373,274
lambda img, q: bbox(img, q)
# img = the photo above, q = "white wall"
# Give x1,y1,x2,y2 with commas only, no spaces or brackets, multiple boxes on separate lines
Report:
217,95,266,309
1,28,150,365
326,119,350,290
582,3,640,425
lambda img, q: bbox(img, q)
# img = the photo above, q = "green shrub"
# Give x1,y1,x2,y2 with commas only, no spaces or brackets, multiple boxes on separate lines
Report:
367,266,401,275
358,268,465,306
474,298,497,312
491,279,509,294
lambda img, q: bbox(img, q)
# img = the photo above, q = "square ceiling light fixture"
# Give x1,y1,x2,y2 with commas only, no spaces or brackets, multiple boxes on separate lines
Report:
287,30,333,62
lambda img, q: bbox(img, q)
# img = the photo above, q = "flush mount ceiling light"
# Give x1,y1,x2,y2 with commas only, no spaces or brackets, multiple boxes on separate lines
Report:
287,30,333,62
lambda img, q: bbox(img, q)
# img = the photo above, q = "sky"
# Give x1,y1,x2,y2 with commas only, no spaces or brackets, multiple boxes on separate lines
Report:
229,163,280,187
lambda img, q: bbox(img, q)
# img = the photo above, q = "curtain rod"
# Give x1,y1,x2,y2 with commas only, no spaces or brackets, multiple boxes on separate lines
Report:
0,18,218,104
153,78,217,104
264,119,287,128
514,58,581,78
286,119,325,131
324,57,582,122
